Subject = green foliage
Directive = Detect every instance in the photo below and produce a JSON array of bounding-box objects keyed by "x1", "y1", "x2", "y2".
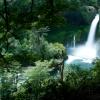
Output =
[
  {"x1": 0, "y1": 0, "x2": 100, "y2": 100},
  {"x1": 0, "y1": 62, "x2": 22, "y2": 100},
  {"x1": 45, "y1": 42, "x2": 66, "y2": 59},
  {"x1": 13, "y1": 60, "x2": 51, "y2": 100},
  {"x1": 91, "y1": 59, "x2": 100, "y2": 82}
]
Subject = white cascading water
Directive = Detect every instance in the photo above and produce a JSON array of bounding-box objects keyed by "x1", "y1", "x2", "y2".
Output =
[
  {"x1": 86, "y1": 14, "x2": 99, "y2": 46},
  {"x1": 66, "y1": 14, "x2": 99, "y2": 64}
]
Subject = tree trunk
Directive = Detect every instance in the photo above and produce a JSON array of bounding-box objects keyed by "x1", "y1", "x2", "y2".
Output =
[
  {"x1": 4, "y1": 0, "x2": 9, "y2": 50},
  {"x1": 31, "y1": 0, "x2": 34, "y2": 13},
  {"x1": 4, "y1": 0, "x2": 9, "y2": 32},
  {"x1": 47, "y1": 0, "x2": 54, "y2": 14},
  {"x1": 60, "y1": 59, "x2": 64, "y2": 81},
  {"x1": 3, "y1": 0, "x2": 9, "y2": 71},
  {"x1": 46, "y1": 0, "x2": 54, "y2": 8},
  {"x1": 46, "y1": 0, "x2": 54, "y2": 22}
]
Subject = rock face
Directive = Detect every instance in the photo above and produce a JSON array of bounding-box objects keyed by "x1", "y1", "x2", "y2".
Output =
[
  {"x1": 80, "y1": 6, "x2": 97, "y2": 23},
  {"x1": 64, "y1": 6, "x2": 97, "y2": 25},
  {"x1": 64, "y1": 10, "x2": 86, "y2": 25},
  {"x1": 97, "y1": 9, "x2": 100, "y2": 38}
]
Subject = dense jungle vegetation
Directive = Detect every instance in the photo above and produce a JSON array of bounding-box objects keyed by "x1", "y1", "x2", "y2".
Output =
[{"x1": 0, "y1": 0, "x2": 100, "y2": 100}]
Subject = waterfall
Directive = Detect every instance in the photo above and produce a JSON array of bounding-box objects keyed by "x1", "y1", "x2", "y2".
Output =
[
  {"x1": 72, "y1": 14, "x2": 99, "y2": 59},
  {"x1": 66, "y1": 14, "x2": 100, "y2": 65},
  {"x1": 73, "y1": 35, "x2": 76, "y2": 49},
  {"x1": 86, "y1": 14, "x2": 99, "y2": 46}
]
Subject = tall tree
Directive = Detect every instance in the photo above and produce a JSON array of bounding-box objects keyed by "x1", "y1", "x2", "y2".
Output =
[{"x1": 4, "y1": 0, "x2": 9, "y2": 51}]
